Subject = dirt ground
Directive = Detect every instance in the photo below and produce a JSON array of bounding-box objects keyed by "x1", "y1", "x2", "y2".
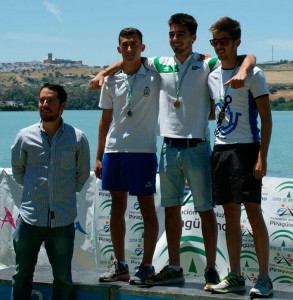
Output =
[
  {"x1": 269, "y1": 88, "x2": 293, "y2": 101},
  {"x1": 264, "y1": 71, "x2": 293, "y2": 84}
]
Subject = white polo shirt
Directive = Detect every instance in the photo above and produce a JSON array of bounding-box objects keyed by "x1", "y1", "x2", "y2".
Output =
[
  {"x1": 99, "y1": 64, "x2": 160, "y2": 153},
  {"x1": 145, "y1": 53, "x2": 219, "y2": 140},
  {"x1": 208, "y1": 66, "x2": 269, "y2": 145}
]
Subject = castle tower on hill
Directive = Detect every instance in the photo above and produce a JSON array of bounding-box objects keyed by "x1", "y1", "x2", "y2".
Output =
[{"x1": 43, "y1": 53, "x2": 82, "y2": 66}]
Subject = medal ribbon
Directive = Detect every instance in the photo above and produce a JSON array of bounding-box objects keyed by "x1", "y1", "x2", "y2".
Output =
[
  {"x1": 122, "y1": 70, "x2": 139, "y2": 108},
  {"x1": 218, "y1": 62, "x2": 239, "y2": 106},
  {"x1": 173, "y1": 53, "x2": 194, "y2": 100}
]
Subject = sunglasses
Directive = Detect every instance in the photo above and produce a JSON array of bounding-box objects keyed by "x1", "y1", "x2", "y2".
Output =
[{"x1": 209, "y1": 37, "x2": 234, "y2": 47}]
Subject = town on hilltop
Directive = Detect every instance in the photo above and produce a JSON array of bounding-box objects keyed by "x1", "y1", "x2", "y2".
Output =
[{"x1": 0, "y1": 53, "x2": 87, "y2": 73}]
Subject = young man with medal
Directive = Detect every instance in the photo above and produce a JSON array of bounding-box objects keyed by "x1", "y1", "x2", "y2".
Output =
[
  {"x1": 207, "y1": 17, "x2": 273, "y2": 297},
  {"x1": 90, "y1": 14, "x2": 256, "y2": 290},
  {"x1": 95, "y1": 28, "x2": 160, "y2": 285}
]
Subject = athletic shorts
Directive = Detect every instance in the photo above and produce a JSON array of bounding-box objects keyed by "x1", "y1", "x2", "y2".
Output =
[
  {"x1": 102, "y1": 153, "x2": 157, "y2": 196},
  {"x1": 159, "y1": 142, "x2": 213, "y2": 211},
  {"x1": 211, "y1": 143, "x2": 261, "y2": 205}
]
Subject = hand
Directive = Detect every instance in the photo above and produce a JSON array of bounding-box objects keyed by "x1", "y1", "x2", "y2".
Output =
[
  {"x1": 94, "y1": 159, "x2": 103, "y2": 179},
  {"x1": 90, "y1": 73, "x2": 105, "y2": 90},
  {"x1": 198, "y1": 53, "x2": 212, "y2": 61},
  {"x1": 253, "y1": 157, "x2": 267, "y2": 180},
  {"x1": 224, "y1": 69, "x2": 247, "y2": 89}
]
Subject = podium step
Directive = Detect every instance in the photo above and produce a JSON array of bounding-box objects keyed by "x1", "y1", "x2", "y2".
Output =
[{"x1": 1, "y1": 266, "x2": 292, "y2": 299}]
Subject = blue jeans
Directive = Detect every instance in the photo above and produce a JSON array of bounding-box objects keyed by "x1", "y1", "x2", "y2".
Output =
[
  {"x1": 11, "y1": 216, "x2": 75, "y2": 300},
  {"x1": 159, "y1": 142, "x2": 213, "y2": 211}
]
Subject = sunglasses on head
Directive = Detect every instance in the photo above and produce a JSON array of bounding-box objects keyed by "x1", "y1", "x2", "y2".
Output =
[{"x1": 209, "y1": 37, "x2": 234, "y2": 47}]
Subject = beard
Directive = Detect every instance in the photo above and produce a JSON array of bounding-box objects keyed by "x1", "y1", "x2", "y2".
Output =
[{"x1": 39, "y1": 109, "x2": 60, "y2": 122}]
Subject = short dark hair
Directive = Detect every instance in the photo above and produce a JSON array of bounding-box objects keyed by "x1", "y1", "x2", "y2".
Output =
[
  {"x1": 209, "y1": 17, "x2": 241, "y2": 40},
  {"x1": 168, "y1": 13, "x2": 198, "y2": 35},
  {"x1": 39, "y1": 83, "x2": 67, "y2": 103},
  {"x1": 118, "y1": 27, "x2": 143, "y2": 44}
]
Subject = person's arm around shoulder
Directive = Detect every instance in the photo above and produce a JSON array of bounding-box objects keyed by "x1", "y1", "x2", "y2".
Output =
[
  {"x1": 90, "y1": 60, "x2": 123, "y2": 90},
  {"x1": 94, "y1": 109, "x2": 113, "y2": 179},
  {"x1": 254, "y1": 95, "x2": 272, "y2": 179},
  {"x1": 224, "y1": 54, "x2": 256, "y2": 89},
  {"x1": 76, "y1": 132, "x2": 91, "y2": 192},
  {"x1": 11, "y1": 132, "x2": 26, "y2": 185}
]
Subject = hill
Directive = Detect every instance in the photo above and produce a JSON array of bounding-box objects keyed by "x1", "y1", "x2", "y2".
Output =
[
  {"x1": 0, "y1": 63, "x2": 292, "y2": 110},
  {"x1": 0, "y1": 66, "x2": 102, "y2": 88}
]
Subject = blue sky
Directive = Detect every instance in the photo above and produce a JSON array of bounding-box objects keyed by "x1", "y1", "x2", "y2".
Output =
[{"x1": 1, "y1": 0, "x2": 292, "y2": 66}]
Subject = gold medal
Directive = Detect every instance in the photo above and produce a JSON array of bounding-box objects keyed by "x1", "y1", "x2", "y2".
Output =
[{"x1": 174, "y1": 99, "x2": 180, "y2": 109}]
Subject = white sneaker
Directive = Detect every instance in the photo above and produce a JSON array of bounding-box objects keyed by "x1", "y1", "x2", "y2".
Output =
[{"x1": 249, "y1": 274, "x2": 273, "y2": 298}]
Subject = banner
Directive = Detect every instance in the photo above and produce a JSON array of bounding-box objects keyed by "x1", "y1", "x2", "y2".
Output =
[{"x1": 0, "y1": 168, "x2": 293, "y2": 285}]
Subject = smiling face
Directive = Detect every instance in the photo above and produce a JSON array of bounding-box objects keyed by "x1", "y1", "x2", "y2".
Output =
[
  {"x1": 169, "y1": 23, "x2": 196, "y2": 56},
  {"x1": 212, "y1": 30, "x2": 240, "y2": 63},
  {"x1": 117, "y1": 34, "x2": 145, "y2": 63},
  {"x1": 39, "y1": 88, "x2": 66, "y2": 122}
]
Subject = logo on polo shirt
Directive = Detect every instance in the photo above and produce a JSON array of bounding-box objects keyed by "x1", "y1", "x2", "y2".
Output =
[
  {"x1": 143, "y1": 87, "x2": 150, "y2": 97},
  {"x1": 192, "y1": 66, "x2": 201, "y2": 71}
]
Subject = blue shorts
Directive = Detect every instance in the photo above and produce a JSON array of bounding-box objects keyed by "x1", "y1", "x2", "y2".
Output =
[
  {"x1": 102, "y1": 153, "x2": 157, "y2": 196},
  {"x1": 159, "y1": 142, "x2": 213, "y2": 211}
]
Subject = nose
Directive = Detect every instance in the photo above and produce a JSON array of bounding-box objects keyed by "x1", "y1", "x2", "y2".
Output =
[
  {"x1": 215, "y1": 42, "x2": 222, "y2": 49},
  {"x1": 41, "y1": 99, "x2": 50, "y2": 107},
  {"x1": 172, "y1": 34, "x2": 179, "y2": 41}
]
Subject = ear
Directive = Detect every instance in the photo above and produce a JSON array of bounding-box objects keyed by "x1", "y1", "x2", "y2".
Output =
[
  {"x1": 60, "y1": 101, "x2": 66, "y2": 113},
  {"x1": 117, "y1": 46, "x2": 122, "y2": 54},
  {"x1": 191, "y1": 34, "x2": 197, "y2": 44},
  {"x1": 235, "y1": 38, "x2": 241, "y2": 47},
  {"x1": 141, "y1": 44, "x2": 145, "y2": 52}
]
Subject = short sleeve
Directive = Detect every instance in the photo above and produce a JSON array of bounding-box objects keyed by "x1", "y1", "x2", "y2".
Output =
[
  {"x1": 99, "y1": 81, "x2": 113, "y2": 109},
  {"x1": 250, "y1": 69, "x2": 269, "y2": 99}
]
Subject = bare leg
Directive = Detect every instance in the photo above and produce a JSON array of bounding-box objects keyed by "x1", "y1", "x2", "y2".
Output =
[
  {"x1": 138, "y1": 194, "x2": 159, "y2": 264},
  {"x1": 198, "y1": 209, "x2": 217, "y2": 269},
  {"x1": 244, "y1": 202, "x2": 269, "y2": 277},
  {"x1": 165, "y1": 205, "x2": 182, "y2": 266},
  {"x1": 223, "y1": 202, "x2": 242, "y2": 276},
  {"x1": 109, "y1": 191, "x2": 128, "y2": 261}
]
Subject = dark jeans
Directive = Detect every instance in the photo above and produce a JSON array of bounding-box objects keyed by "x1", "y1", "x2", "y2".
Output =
[{"x1": 11, "y1": 216, "x2": 75, "y2": 300}]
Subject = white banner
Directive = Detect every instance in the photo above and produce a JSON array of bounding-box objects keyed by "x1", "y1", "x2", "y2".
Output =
[{"x1": 1, "y1": 168, "x2": 293, "y2": 286}]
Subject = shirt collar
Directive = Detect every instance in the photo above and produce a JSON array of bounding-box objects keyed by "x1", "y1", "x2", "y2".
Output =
[
  {"x1": 38, "y1": 118, "x2": 65, "y2": 133},
  {"x1": 118, "y1": 63, "x2": 148, "y2": 77},
  {"x1": 174, "y1": 52, "x2": 199, "y2": 65}
]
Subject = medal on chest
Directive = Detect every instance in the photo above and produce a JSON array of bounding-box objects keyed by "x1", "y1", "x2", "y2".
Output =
[
  {"x1": 122, "y1": 70, "x2": 138, "y2": 117},
  {"x1": 173, "y1": 99, "x2": 181, "y2": 109},
  {"x1": 173, "y1": 53, "x2": 194, "y2": 110}
]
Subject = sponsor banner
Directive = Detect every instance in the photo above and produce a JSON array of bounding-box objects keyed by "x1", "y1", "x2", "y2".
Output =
[
  {"x1": 0, "y1": 169, "x2": 292, "y2": 284},
  {"x1": 0, "y1": 168, "x2": 96, "y2": 270}
]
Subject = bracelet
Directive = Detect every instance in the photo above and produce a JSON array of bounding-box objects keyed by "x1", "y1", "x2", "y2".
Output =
[{"x1": 103, "y1": 68, "x2": 110, "y2": 76}]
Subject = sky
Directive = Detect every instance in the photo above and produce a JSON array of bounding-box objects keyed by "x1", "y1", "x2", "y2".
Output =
[{"x1": 1, "y1": 0, "x2": 293, "y2": 66}]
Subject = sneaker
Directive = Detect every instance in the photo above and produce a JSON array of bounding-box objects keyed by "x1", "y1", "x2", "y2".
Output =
[
  {"x1": 99, "y1": 259, "x2": 130, "y2": 282},
  {"x1": 210, "y1": 272, "x2": 246, "y2": 293},
  {"x1": 249, "y1": 274, "x2": 273, "y2": 298},
  {"x1": 204, "y1": 268, "x2": 220, "y2": 291},
  {"x1": 144, "y1": 265, "x2": 185, "y2": 286},
  {"x1": 129, "y1": 263, "x2": 155, "y2": 285}
]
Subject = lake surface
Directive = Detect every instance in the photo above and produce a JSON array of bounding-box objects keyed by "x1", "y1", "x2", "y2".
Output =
[{"x1": 1, "y1": 110, "x2": 292, "y2": 178}]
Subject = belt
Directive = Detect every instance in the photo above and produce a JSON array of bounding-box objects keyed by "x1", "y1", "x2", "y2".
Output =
[{"x1": 164, "y1": 137, "x2": 205, "y2": 148}]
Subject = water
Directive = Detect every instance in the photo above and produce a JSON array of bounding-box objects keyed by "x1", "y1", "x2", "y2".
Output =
[{"x1": 1, "y1": 110, "x2": 292, "y2": 178}]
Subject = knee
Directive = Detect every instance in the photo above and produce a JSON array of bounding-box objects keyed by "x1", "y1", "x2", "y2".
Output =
[
  {"x1": 223, "y1": 208, "x2": 241, "y2": 223},
  {"x1": 198, "y1": 209, "x2": 215, "y2": 219},
  {"x1": 111, "y1": 201, "x2": 127, "y2": 217},
  {"x1": 165, "y1": 205, "x2": 181, "y2": 219}
]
